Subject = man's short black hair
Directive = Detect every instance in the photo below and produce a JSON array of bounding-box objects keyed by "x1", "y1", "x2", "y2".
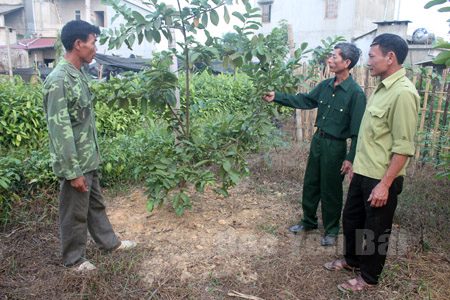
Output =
[
  {"x1": 61, "y1": 20, "x2": 100, "y2": 51},
  {"x1": 370, "y1": 33, "x2": 408, "y2": 64},
  {"x1": 334, "y1": 43, "x2": 361, "y2": 70}
]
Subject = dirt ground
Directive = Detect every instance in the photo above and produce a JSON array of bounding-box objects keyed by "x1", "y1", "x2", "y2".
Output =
[{"x1": 1, "y1": 143, "x2": 449, "y2": 299}]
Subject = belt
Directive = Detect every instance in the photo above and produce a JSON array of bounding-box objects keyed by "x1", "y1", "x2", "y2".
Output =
[{"x1": 316, "y1": 128, "x2": 346, "y2": 141}]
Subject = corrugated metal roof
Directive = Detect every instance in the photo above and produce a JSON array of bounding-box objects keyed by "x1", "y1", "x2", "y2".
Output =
[
  {"x1": 18, "y1": 38, "x2": 57, "y2": 49},
  {"x1": 0, "y1": 37, "x2": 56, "y2": 49}
]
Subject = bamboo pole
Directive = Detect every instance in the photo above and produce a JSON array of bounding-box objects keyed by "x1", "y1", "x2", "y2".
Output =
[
  {"x1": 430, "y1": 70, "x2": 448, "y2": 157},
  {"x1": 415, "y1": 68, "x2": 434, "y2": 160}
]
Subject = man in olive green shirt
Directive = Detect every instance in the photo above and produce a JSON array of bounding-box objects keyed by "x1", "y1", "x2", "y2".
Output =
[
  {"x1": 325, "y1": 34, "x2": 420, "y2": 292},
  {"x1": 262, "y1": 43, "x2": 366, "y2": 246},
  {"x1": 43, "y1": 20, "x2": 136, "y2": 272}
]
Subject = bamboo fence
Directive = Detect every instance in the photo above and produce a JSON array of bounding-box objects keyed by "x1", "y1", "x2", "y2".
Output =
[{"x1": 293, "y1": 65, "x2": 450, "y2": 161}]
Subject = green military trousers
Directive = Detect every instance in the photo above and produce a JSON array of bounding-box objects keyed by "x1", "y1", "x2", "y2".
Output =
[
  {"x1": 59, "y1": 170, "x2": 120, "y2": 266},
  {"x1": 300, "y1": 133, "x2": 347, "y2": 236}
]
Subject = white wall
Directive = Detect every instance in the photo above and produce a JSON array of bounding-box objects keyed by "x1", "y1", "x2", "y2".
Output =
[
  {"x1": 254, "y1": 0, "x2": 396, "y2": 61},
  {"x1": 34, "y1": 0, "x2": 61, "y2": 37},
  {"x1": 0, "y1": 27, "x2": 17, "y2": 45},
  {"x1": 96, "y1": 1, "x2": 157, "y2": 58},
  {"x1": 57, "y1": 0, "x2": 157, "y2": 58},
  {"x1": 254, "y1": 0, "x2": 357, "y2": 50},
  {"x1": 354, "y1": 0, "x2": 396, "y2": 36}
]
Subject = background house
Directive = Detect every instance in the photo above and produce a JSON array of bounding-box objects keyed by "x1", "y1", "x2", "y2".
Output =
[
  {"x1": 0, "y1": 0, "x2": 157, "y2": 71},
  {"x1": 253, "y1": 0, "x2": 441, "y2": 66}
]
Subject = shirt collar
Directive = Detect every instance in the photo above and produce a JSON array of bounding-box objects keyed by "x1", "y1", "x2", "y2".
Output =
[
  {"x1": 379, "y1": 68, "x2": 406, "y2": 90},
  {"x1": 60, "y1": 58, "x2": 83, "y2": 79},
  {"x1": 328, "y1": 74, "x2": 354, "y2": 91}
]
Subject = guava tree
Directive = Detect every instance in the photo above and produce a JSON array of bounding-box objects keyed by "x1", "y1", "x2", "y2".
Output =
[{"x1": 99, "y1": 0, "x2": 344, "y2": 215}]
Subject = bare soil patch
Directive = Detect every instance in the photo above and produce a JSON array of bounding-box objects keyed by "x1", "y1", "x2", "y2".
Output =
[{"x1": 1, "y1": 142, "x2": 449, "y2": 299}]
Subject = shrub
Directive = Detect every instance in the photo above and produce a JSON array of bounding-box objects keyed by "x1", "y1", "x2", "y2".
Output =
[
  {"x1": 180, "y1": 71, "x2": 256, "y2": 116},
  {"x1": 0, "y1": 76, "x2": 47, "y2": 150}
]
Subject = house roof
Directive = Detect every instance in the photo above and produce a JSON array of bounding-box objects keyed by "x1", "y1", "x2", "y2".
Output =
[
  {"x1": 0, "y1": 37, "x2": 56, "y2": 50},
  {"x1": 0, "y1": 5, "x2": 23, "y2": 15},
  {"x1": 373, "y1": 20, "x2": 411, "y2": 25},
  {"x1": 414, "y1": 59, "x2": 446, "y2": 67},
  {"x1": 17, "y1": 38, "x2": 57, "y2": 49}
]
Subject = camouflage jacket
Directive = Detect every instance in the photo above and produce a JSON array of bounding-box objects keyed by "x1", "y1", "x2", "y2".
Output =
[{"x1": 43, "y1": 58, "x2": 100, "y2": 180}]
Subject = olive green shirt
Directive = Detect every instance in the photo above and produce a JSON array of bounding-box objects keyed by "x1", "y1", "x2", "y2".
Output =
[
  {"x1": 274, "y1": 75, "x2": 366, "y2": 162},
  {"x1": 353, "y1": 68, "x2": 420, "y2": 179},
  {"x1": 43, "y1": 58, "x2": 100, "y2": 180}
]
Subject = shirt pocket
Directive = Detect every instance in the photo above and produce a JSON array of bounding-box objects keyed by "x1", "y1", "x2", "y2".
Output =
[
  {"x1": 332, "y1": 105, "x2": 348, "y2": 124},
  {"x1": 367, "y1": 106, "x2": 387, "y2": 132},
  {"x1": 317, "y1": 99, "x2": 329, "y2": 119},
  {"x1": 77, "y1": 102, "x2": 90, "y2": 121},
  {"x1": 76, "y1": 84, "x2": 91, "y2": 121}
]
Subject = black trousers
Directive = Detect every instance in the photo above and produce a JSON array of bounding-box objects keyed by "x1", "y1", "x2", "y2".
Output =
[{"x1": 343, "y1": 173, "x2": 404, "y2": 284}]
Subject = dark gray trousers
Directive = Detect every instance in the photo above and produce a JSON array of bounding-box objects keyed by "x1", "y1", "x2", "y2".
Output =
[{"x1": 59, "y1": 170, "x2": 120, "y2": 266}]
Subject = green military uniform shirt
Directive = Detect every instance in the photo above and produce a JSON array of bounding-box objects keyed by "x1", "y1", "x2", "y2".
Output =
[
  {"x1": 353, "y1": 68, "x2": 420, "y2": 179},
  {"x1": 274, "y1": 75, "x2": 366, "y2": 162},
  {"x1": 43, "y1": 58, "x2": 100, "y2": 180}
]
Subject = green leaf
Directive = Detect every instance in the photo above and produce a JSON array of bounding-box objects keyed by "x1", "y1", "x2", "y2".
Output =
[
  {"x1": 438, "y1": 6, "x2": 450, "y2": 11},
  {"x1": 228, "y1": 169, "x2": 240, "y2": 184},
  {"x1": 153, "y1": 29, "x2": 161, "y2": 43},
  {"x1": 245, "y1": 24, "x2": 260, "y2": 31},
  {"x1": 433, "y1": 50, "x2": 450, "y2": 65},
  {"x1": 230, "y1": 52, "x2": 241, "y2": 60},
  {"x1": 232, "y1": 11, "x2": 246, "y2": 23},
  {"x1": 132, "y1": 11, "x2": 146, "y2": 24},
  {"x1": 222, "y1": 160, "x2": 231, "y2": 172},
  {"x1": 202, "y1": 12, "x2": 208, "y2": 27},
  {"x1": 165, "y1": 15, "x2": 173, "y2": 26},
  {"x1": 180, "y1": 193, "x2": 190, "y2": 204},
  {"x1": 424, "y1": 0, "x2": 446, "y2": 9},
  {"x1": 127, "y1": 34, "x2": 136, "y2": 47},
  {"x1": 160, "y1": 157, "x2": 171, "y2": 164},
  {"x1": 433, "y1": 42, "x2": 450, "y2": 49},
  {"x1": 210, "y1": 9, "x2": 219, "y2": 26},
  {"x1": 0, "y1": 179, "x2": 9, "y2": 189},
  {"x1": 193, "y1": 160, "x2": 210, "y2": 168},
  {"x1": 144, "y1": 29, "x2": 153, "y2": 43},
  {"x1": 147, "y1": 201, "x2": 155, "y2": 212},
  {"x1": 154, "y1": 17, "x2": 162, "y2": 29},
  {"x1": 165, "y1": 91, "x2": 177, "y2": 106},
  {"x1": 301, "y1": 42, "x2": 308, "y2": 51},
  {"x1": 224, "y1": 6, "x2": 230, "y2": 24},
  {"x1": 175, "y1": 205, "x2": 184, "y2": 216}
]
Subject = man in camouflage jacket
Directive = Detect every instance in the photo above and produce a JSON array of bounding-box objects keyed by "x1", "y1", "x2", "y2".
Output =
[{"x1": 43, "y1": 20, "x2": 135, "y2": 272}]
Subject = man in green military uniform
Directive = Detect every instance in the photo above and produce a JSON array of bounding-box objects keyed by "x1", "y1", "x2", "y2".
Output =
[
  {"x1": 262, "y1": 43, "x2": 366, "y2": 246},
  {"x1": 43, "y1": 20, "x2": 136, "y2": 272}
]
